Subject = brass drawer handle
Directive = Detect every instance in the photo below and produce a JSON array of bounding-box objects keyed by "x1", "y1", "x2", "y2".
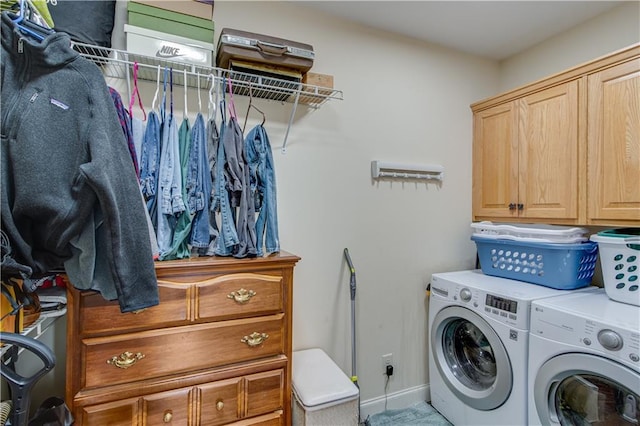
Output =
[
  {"x1": 163, "y1": 411, "x2": 173, "y2": 423},
  {"x1": 107, "y1": 351, "x2": 145, "y2": 369},
  {"x1": 241, "y1": 332, "x2": 269, "y2": 347},
  {"x1": 216, "y1": 400, "x2": 224, "y2": 411},
  {"x1": 227, "y1": 288, "x2": 256, "y2": 304}
]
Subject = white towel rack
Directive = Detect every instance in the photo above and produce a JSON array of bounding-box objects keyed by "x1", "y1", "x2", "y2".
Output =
[
  {"x1": 371, "y1": 161, "x2": 444, "y2": 181},
  {"x1": 73, "y1": 42, "x2": 343, "y2": 152}
]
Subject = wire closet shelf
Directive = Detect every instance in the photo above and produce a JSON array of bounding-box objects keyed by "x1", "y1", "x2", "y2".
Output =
[{"x1": 73, "y1": 42, "x2": 344, "y2": 108}]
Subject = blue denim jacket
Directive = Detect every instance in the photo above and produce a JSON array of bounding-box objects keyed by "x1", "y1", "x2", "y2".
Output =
[{"x1": 245, "y1": 125, "x2": 280, "y2": 255}]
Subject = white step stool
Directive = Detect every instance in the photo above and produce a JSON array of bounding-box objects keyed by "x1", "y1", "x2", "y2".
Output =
[{"x1": 292, "y1": 348, "x2": 359, "y2": 426}]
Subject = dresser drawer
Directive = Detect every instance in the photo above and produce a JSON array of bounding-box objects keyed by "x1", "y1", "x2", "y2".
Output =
[
  {"x1": 245, "y1": 370, "x2": 284, "y2": 418},
  {"x1": 200, "y1": 377, "x2": 243, "y2": 425},
  {"x1": 197, "y1": 273, "x2": 284, "y2": 321},
  {"x1": 82, "y1": 315, "x2": 285, "y2": 388},
  {"x1": 77, "y1": 283, "x2": 192, "y2": 336}
]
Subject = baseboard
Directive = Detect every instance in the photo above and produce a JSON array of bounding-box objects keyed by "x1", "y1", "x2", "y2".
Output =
[{"x1": 359, "y1": 384, "x2": 431, "y2": 420}]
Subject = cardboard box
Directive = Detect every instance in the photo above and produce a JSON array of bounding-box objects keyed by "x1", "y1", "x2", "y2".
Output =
[
  {"x1": 124, "y1": 24, "x2": 214, "y2": 66},
  {"x1": 302, "y1": 72, "x2": 334, "y2": 89},
  {"x1": 129, "y1": 0, "x2": 213, "y2": 20},
  {"x1": 127, "y1": 1, "x2": 214, "y2": 43}
]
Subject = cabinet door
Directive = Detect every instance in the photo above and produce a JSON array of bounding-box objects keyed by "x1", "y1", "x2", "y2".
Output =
[
  {"x1": 518, "y1": 81, "x2": 580, "y2": 220},
  {"x1": 588, "y1": 58, "x2": 640, "y2": 223},
  {"x1": 245, "y1": 370, "x2": 284, "y2": 418},
  {"x1": 472, "y1": 102, "x2": 519, "y2": 219}
]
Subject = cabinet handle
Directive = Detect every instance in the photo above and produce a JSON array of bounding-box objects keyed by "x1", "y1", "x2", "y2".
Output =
[
  {"x1": 508, "y1": 203, "x2": 516, "y2": 210},
  {"x1": 106, "y1": 351, "x2": 145, "y2": 369},
  {"x1": 241, "y1": 332, "x2": 269, "y2": 347},
  {"x1": 216, "y1": 400, "x2": 224, "y2": 411},
  {"x1": 517, "y1": 203, "x2": 524, "y2": 210},
  {"x1": 227, "y1": 288, "x2": 256, "y2": 304},
  {"x1": 163, "y1": 411, "x2": 173, "y2": 423}
]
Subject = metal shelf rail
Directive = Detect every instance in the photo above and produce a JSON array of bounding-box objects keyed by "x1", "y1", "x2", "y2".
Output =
[{"x1": 73, "y1": 42, "x2": 343, "y2": 152}]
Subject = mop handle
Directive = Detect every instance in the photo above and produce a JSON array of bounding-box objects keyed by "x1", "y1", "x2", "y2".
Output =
[{"x1": 343, "y1": 248, "x2": 356, "y2": 301}]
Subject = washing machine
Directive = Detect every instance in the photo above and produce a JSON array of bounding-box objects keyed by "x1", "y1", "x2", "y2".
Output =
[
  {"x1": 528, "y1": 288, "x2": 640, "y2": 425},
  {"x1": 428, "y1": 269, "x2": 595, "y2": 425}
]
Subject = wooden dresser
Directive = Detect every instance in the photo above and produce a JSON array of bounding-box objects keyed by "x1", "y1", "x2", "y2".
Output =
[{"x1": 65, "y1": 252, "x2": 300, "y2": 425}]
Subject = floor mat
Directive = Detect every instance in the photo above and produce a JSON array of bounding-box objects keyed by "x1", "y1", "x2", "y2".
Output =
[{"x1": 367, "y1": 401, "x2": 452, "y2": 426}]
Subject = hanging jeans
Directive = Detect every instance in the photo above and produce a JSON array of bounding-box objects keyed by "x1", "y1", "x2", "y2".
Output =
[
  {"x1": 157, "y1": 112, "x2": 184, "y2": 258},
  {"x1": 201, "y1": 118, "x2": 220, "y2": 256},
  {"x1": 245, "y1": 125, "x2": 279, "y2": 256},
  {"x1": 220, "y1": 115, "x2": 256, "y2": 258},
  {"x1": 213, "y1": 113, "x2": 239, "y2": 256},
  {"x1": 187, "y1": 113, "x2": 211, "y2": 249},
  {"x1": 162, "y1": 118, "x2": 192, "y2": 260},
  {"x1": 139, "y1": 110, "x2": 161, "y2": 227}
]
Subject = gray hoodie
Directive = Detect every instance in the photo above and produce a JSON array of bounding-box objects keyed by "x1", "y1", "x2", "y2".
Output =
[{"x1": 1, "y1": 12, "x2": 158, "y2": 312}]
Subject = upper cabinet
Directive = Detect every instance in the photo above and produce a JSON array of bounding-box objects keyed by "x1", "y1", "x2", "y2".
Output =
[
  {"x1": 473, "y1": 81, "x2": 580, "y2": 222},
  {"x1": 472, "y1": 44, "x2": 640, "y2": 226},
  {"x1": 587, "y1": 58, "x2": 640, "y2": 224}
]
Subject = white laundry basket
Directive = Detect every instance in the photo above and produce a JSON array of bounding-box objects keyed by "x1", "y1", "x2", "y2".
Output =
[{"x1": 292, "y1": 348, "x2": 359, "y2": 426}]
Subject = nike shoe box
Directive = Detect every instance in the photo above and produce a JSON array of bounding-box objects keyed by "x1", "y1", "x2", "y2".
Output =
[{"x1": 124, "y1": 24, "x2": 214, "y2": 67}]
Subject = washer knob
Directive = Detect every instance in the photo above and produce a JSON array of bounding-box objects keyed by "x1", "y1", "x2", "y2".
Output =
[
  {"x1": 598, "y1": 329, "x2": 623, "y2": 351},
  {"x1": 460, "y1": 288, "x2": 472, "y2": 302}
]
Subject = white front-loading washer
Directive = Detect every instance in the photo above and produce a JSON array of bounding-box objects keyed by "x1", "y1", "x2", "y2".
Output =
[
  {"x1": 528, "y1": 288, "x2": 640, "y2": 425},
  {"x1": 428, "y1": 270, "x2": 595, "y2": 425}
]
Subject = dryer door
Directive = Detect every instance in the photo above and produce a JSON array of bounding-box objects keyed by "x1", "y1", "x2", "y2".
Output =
[
  {"x1": 431, "y1": 306, "x2": 512, "y2": 410},
  {"x1": 534, "y1": 353, "x2": 640, "y2": 425}
]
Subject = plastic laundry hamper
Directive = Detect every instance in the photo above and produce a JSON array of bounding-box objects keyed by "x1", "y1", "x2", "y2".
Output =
[
  {"x1": 292, "y1": 348, "x2": 359, "y2": 426},
  {"x1": 590, "y1": 228, "x2": 640, "y2": 306}
]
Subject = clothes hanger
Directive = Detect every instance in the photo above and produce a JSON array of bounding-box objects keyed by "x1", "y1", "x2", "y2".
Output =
[
  {"x1": 12, "y1": 0, "x2": 50, "y2": 41},
  {"x1": 206, "y1": 73, "x2": 216, "y2": 122},
  {"x1": 243, "y1": 84, "x2": 266, "y2": 134},
  {"x1": 128, "y1": 62, "x2": 147, "y2": 122},
  {"x1": 151, "y1": 65, "x2": 161, "y2": 112},
  {"x1": 183, "y1": 68, "x2": 188, "y2": 121},
  {"x1": 197, "y1": 72, "x2": 202, "y2": 114}
]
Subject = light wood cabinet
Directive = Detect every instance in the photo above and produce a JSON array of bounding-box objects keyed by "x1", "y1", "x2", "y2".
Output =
[
  {"x1": 587, "y1": 58, "x2": 640, "y2": 224},
  {"x1": 472, "y1": 43, "x2": 640, "y2": 226},
  {"x1": 473, "y1": 81, "x2": 580, "y2": 222},
  {"x1": 66, "y1": 252, "x2": 299, "y2": 426}
]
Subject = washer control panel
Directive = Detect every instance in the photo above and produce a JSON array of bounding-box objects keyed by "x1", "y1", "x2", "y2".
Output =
[{"x1": 531, "y1": 304, "x2": 640, "y2": 368}]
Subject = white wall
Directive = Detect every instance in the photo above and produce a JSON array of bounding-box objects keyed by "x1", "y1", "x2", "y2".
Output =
[
  {"x1": 209, "y1": 1, "x2": 497, "y2": 407},
  {"x1": 498, "y1": 1, "x2": 640, "y2": 92}
]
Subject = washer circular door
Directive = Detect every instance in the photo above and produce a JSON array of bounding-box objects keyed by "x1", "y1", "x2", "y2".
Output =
[
  {"x1": 534, "y1": 353, "x2": 640, "y2": 425},
  {"x1": 431, "y1": 306, "x2": 513, "y2": 410}
]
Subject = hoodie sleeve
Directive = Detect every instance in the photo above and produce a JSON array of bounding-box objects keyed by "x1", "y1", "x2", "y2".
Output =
[{"x1": 78, "y1": 77, "x2": 159, "y2": 313}]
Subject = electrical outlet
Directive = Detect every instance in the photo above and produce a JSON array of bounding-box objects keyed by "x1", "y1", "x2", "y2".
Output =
[{"x1": 382, "y1": 353, "x2": 393, "y2": 370}]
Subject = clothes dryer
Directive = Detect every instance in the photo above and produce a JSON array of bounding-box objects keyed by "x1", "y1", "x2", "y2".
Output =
[
  {"x1": 528, "y1": 288, "x2": 640, "y2": 425},
  {"x1": 428, "y1": 270, "x2": 595, "y2": 425}
]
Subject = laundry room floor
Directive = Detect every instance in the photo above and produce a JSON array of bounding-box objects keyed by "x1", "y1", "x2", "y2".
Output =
[{"x1": 367, "y1": 401, "x2": 452, "y2": 426}]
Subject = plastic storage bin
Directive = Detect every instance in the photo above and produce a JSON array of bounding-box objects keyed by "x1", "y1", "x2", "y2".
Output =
[
  {"x1": 590, "y1": 228, "x2": 640, "y2": 306},
  {"x1": 292, "y1": 348, "x2": 359, "y2": 426},
  {"x1": 471, "y1": 221, "x2": 588, "y2": 243},
  {"x1": 472, "y1": 235, "x2": 598, "y2": 289}
]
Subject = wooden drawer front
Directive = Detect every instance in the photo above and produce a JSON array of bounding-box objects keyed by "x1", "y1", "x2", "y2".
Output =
[
  {"x1": 229, "y1": 411, "x2": 283, "y2": 426},
  {"x1": 83, "y1": 315, "x2": 285, "y2": 388},
  {"x1": 199, "y1": 377, "x2": 243, "y2": 426},
  {"x1": 82, "y1": 397, "x2": 139, "y2": 425},
  {"x1": 143, "y1": 387, "x2": 193, "y2": 425},
  {"x1": 245, "y1": 370, "x2": 284, "y2": 418},
  {"x1": 79, "y1": 284, "x2": 191, "y2": 335},
  {"x1": 197, "y1": 273, "x2": 284, "y2": 321}
]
